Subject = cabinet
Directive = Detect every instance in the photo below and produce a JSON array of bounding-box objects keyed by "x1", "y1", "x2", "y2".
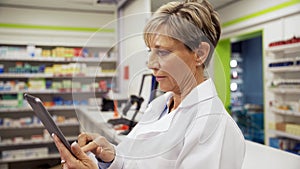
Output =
[
  {"x1": 265, "y1": 42, "x2": 300, "y2": 155},
  {"x1": 0, "y1": 44, "x2": 117, "y2": 168}
]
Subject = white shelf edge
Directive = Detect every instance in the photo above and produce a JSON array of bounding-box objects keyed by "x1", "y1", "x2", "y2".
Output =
[
  {"x1": 0, "y1": 153, "x2": 61, "y2": 163},
  {"x1": 0, "y1": 122, "x2": 79, "y2": 130},
  {"x1": 0, "y1": 56, "x2": 117, "y2": 63},
  {"x1": 0, "y1": 106, "x2": 77, "y2": 113},
  {"x1": 230, "y1": 92, "x2": 244, "y2": 97},
  {"x1": 271, "y1": 107, "x2": 300, "y2": 117},
  {"x1": 268, "y1": 87, "x2": 300, "y2": 94},
  {"x1": 266, "y1": 43, "x2": 300, "y2": 53},
  {"x1": 269, "y1": 130, "x2": 300, "y2": 141},
  {"x1": 230, "y1": 79, "x2": 243, "y2": 84},
  {"x1": 0, "y1": 73, "x2": 116, "y2": 78},
  {"x1": 231, "y1": 68, "x2": 243, "y2": 73},
  {"x1": 0, "y1": 136, "x2": 77, "y2": 147},
  {"x1": 0, "y1": 89, "x2": 107, "y2": 94},
  {"x1": 231, "y1": 106, "x2": 243, "y2": 112},
  {"x1": 268, "y1": 66, "x2": 300, "y2": 72}
]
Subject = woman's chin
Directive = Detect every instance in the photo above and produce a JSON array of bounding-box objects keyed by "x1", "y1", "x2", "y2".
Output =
[{"x1": 158, "y1": 87, "x2": 168, "y2": 93}]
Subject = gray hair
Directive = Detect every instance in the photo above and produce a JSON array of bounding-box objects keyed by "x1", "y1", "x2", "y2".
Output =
[{"x1": 143, "y1": 0, "x2": 221, "y2": 67}]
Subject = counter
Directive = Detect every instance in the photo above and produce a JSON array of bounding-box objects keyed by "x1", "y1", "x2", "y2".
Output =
[{"x1": 76, "y1": 106, "x2": 142, "y2": 145}]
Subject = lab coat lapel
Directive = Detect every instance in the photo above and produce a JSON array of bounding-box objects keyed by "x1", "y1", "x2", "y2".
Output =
[
  {"x1": 129, "y1": 92, "x2": 175, "y2": 138},
  {"x1": 139, "y1": 92, "x2": 172, "y2": 122},
  {"x1": 130, "y1": 79, "x2": 217, "y2": 138}
]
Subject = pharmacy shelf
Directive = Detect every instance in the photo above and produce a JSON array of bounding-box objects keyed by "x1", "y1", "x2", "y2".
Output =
[
  {"x1": 0, "y1": 89, "x2": 107, "y2": 94},
  {"x1": 0, "y1": 73, "x2": 116, "y2": 78},
  {"x1": 0, "y1": 45, "x2": 116, "y2": 167},
  {"x1": 231, "y1": 106, "x2": 243, "y2": 112},
  {"x1": 269, "y1": 87, "x2": 300, "y2": 94},
  {"x1": 269, "y1": 130, "x2": 300, "y2": 141},
  {"x1": 231, "y1": 67, "x2": 243, "y2": 73},
  {"x1": 0, "y1": 136, "x2": 77, "y2": 151},
  {"x1": 0, "y1": 106, "x2": 75, "y2": 113},
  {"x1": 271, "y1": 107, "x2": 300, "y2": 117},
  {"x1": 265, "y1": 41, "x2": 300, "y2": 147},
  {"x1": 231, "y1": 78, "x2": 243, "y2": 84},
  {"x1": 0, "y1": 123, "x2": 79, "y2": 130},
  {"x1": 0, "y1": 56, "x2": 117, "y2": 63},
  {"x1": 268, "y1": 66, "x2": 300, "y2": 73},
  {"x1": 0, "y1": 46, "x2": 117, "y2": 167},
  {"x1": 231, "y1": 92, "x2": 244, "y2": 97},
  {"x1": 0, "y1": 153, "x2": 60, "y2": 163}
]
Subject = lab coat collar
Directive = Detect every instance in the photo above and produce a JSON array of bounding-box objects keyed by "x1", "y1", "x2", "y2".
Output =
[
  {"x1": 132, "y1": 78, "x2": 217, "y2": 136},
  {"x1": 147, "y1": 78, "x2": 217, "y2": 113},
  {"x1": 131, "y1": 92, "x2": 174, "y2": 136},
  {"x1": 178, "y1": 78, "x2": 217, "y2": 109},
  {"x1": 140, "y1": 92, "x2": 173, "y2": 122}
]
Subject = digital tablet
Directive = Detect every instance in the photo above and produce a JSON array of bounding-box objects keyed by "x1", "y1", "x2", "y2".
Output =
[{"x1": 24, "y1": 93, "x2": 74, "y2": 155}]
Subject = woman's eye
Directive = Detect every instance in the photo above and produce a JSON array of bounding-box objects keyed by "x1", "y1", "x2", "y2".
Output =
[{"x1": 156, "y1": 49, "x2": 170, "y2": 57}]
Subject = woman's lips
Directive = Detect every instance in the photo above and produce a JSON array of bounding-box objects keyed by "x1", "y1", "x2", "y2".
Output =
[{"x1": 155, "y1": 76, "x2": 166, "y2": 81}]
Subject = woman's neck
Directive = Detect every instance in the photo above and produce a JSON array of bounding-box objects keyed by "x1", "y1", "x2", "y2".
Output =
[{"x1": 170, "y1": 74, "x2": 206, "y2": 112}]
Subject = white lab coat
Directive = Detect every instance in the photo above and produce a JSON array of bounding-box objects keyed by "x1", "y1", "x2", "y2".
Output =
[{"x1": 109, "y1": 78, "x2": 245, "y2": 169}]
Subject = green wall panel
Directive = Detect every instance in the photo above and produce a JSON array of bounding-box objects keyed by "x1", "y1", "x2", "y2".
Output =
[{"x1": 214, "y1": 39, "x2": 231, "y2": 112}]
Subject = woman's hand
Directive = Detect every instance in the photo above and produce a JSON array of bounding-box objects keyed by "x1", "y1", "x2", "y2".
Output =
[
  {"x1": 52, "y1": 134, "x2": 98, "y2": 169},
  {"x1": 78, "y1": 132, "x2": 115, "y2": 163}
]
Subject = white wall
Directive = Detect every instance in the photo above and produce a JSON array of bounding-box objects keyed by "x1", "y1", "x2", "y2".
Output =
[
  {"x1": 0, "y1": 2, "x2": 116, "y2": 47},
  {"x1": 117, "y1": 0, "x2": 151, "y2": 100},
  {"x1": 219, "y1": 0, "x2": 300, "y2": 38}
]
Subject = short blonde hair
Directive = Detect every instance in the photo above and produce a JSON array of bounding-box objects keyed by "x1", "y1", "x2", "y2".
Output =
[{"x1": 144, "y1": 0, "x2": 221, "y2": 66}]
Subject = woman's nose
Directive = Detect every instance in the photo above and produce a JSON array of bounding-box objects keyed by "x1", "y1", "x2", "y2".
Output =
[{"x1": 147, "y1": 52, "x2": 160, "y2": 70}]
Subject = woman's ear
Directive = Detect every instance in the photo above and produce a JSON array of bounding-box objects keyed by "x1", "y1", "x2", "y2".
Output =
[{"x1": 195, "y1": 42, "x2": 210, "y2": 67}]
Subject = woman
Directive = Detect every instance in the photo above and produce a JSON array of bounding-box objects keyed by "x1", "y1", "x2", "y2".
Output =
[{"x1": 53, "y1": 0, "x2": 245, "y2": 168}]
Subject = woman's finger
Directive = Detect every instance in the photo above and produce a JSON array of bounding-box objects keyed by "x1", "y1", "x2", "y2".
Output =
[
  {"x1": 77, "y1": 132, "x2": 100, "y2": 147},
  {"x1": 70, "y1": 141, "x2": 99, "y2": 168},
  {"x1": 93, "y1": 136, "x2": 109, "y2": 147},
  {"x1": 78, "y1": 132, "x2": 91, "y2": 147},
  {"x1": 70, "y1": 141, "x2": 92, "y2": 161},
  {"x1": 81, "y1": 141, "x2": 99, "y2": 153}
]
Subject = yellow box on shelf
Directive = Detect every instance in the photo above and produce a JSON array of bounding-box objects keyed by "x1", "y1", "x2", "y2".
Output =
[
  {"x1": 268, "y1": 122, "x2": 276, "y2": 130},
  {"x1": 44, "y1": 67, "x2": 54, "y2": 74},
  {"x1": 286, "y1": 123, "x2": 300, "y2": 136},
  {"x1": 28, "y1": 78, "x2": 46, "y2": 90},
  {"x1": 52, "y1": 64, "x2": 62, "y2": 74}
]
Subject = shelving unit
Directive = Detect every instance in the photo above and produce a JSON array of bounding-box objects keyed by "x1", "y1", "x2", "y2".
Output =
[
  {"x1": 269, "y1": 130, "x2": 300, "y2": 141},
  {"x1": 230, "y1": 52, "x2": 244, "y2": 112},
  {"x1": 0, "y1": 73, "x2": 115, "y2": 78},
  {"x1": 0, "y1": 106, "x2": 75, "y2": 113},
  {"x1": 230, "y1": 37, "x2": 265, "y2": 144},
  {"x1": 0, "y1": 89, "x2": 109, "y2": 95},
  {"x1": 0, "y1": 107, "x2": 79, "y2": 162},
  {"x1": 271, "y1": 107, "x2": 300, "y2": 117},
  {"x1": 0, "y1": 44, "x2": 117, "y2": 168},
  {"x1": 265, "y1": 42, "x2": 300, "y2": 155}
]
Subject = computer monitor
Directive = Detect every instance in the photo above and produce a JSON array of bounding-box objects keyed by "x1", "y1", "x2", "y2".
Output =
[{"x1": 138, "y1": 74, "x2": 158, "y2": 112}]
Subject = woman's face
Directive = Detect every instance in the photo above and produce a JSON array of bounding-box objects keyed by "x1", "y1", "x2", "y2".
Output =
[{"x1": 147, "y1": 34, "x2": 198, "y2": 94}]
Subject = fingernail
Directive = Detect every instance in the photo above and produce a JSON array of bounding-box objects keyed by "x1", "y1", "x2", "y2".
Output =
[
  {"x1": 71, "y1": 141, "x2": 78, "y2": 146},
  {"x1": 51, "y1": 133, "x2": 55, "y2": 137}
]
